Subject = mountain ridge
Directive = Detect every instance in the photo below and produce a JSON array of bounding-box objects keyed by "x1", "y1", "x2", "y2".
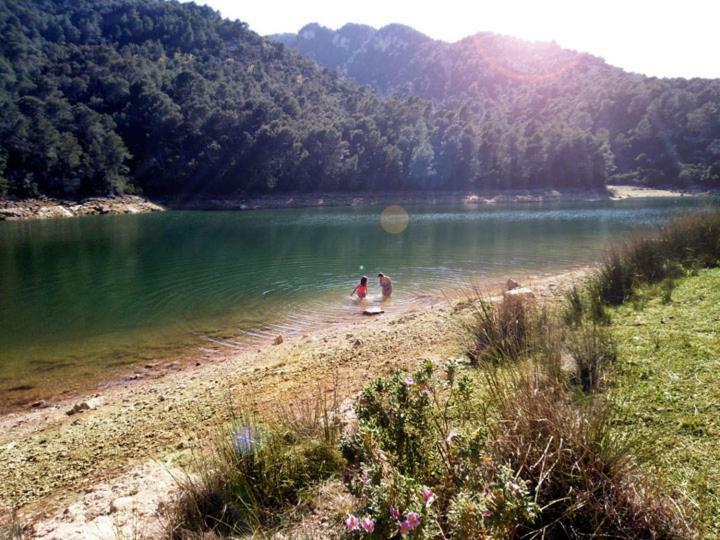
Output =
[{"x1": 273, "y1": 21, "x2": 720, "y2": 186}]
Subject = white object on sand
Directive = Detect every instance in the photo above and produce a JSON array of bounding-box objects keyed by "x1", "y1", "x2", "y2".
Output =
[{"x1": 363, "y1": 307, "x2": 384, "y2": 316}]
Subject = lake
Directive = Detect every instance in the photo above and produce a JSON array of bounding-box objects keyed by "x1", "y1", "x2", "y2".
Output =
[{"x1": 0, "y1": 198, "x2": 709, "y2": 410}]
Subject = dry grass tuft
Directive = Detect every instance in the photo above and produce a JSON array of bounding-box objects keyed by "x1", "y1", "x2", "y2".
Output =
[{"x1": 485, "y1": 364, "x2": 692, "y2": 539}]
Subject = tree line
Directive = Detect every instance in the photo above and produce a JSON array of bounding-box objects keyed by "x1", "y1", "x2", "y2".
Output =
[{"x1": 1, "y1": 0, "x2": 707, "y2": 200}]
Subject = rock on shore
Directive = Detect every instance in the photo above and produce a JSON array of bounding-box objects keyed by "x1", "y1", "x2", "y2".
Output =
[{"x1": 0, "y1": 196, "x2": 164, "y2": 221}]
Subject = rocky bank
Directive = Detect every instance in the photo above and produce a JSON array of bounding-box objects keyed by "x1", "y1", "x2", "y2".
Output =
[{"x1": 0, "y1": 196, "x2": 164, "y2": 221}]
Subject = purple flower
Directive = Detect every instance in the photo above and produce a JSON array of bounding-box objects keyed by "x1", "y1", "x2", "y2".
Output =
[
  {"x1": 422, "y1": 385, "x2": 431, "y2": 397},
  {"x1": 360, "y1": 470, "x2": 369, "y2": 484},
  {"x1": 482, "y1": 510, "x2": 491, "y2": 519},
  {"x1": 446, "y1": 430, "x2": 458, "y2": 444},
  {"x1": 406, "y1": 511, "x2": 421, "y2": 529},
  {"x1": 389, "y1": 506, "x2": 401, "y2": 520},
  {"x1": 232, "y1": 426, "x2": 257, "y2": 454},
  {"x1": 420, "y1": 486, "x2": 435, "y2": 506},
  {"x1": 345, "y1": 514, "x2": 360, "y2": 531},
  {"x1": 404, "y1": 374, "x2": 414, "y2": 386},
  {"x1": 399, "y1": 520, "x2": 411, "y2": 536},
  {"x1": 361, "y1": 517, "x2": 375, "y2": 534},
  {"x1": 506, "y1": 481, "x2": 522, "y2": 496}
]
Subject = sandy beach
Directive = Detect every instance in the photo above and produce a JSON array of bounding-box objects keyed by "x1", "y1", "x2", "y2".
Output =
[{"x1": 0, "y1": 270, "x2": 585, "y2": 538}]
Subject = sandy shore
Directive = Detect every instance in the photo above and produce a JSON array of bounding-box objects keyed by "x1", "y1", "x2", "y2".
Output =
[{"x1": 0, "y1": 270, "x2": 586, "y2": 538}]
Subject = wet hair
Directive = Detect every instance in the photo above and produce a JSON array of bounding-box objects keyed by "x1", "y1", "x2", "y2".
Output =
[
  {"x1": 378, "y1": 273, "x2": 384, "y2": 278},
  {"x1": 360, "y1": 276, "x2": 368, "y2": 285}
]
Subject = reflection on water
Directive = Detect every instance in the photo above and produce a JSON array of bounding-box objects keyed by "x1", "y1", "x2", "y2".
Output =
[{"x1": 0, "y1": 197, "x2": 709, "y2": 407}]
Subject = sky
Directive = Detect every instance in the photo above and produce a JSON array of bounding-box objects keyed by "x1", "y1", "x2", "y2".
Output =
[{"x1": 184, "y1": 0, "x2": 720, "y2": 79}]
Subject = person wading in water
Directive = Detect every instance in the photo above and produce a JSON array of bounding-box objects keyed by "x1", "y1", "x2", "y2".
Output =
[
  {"x1": 378, "y1": 273, "x2": 393, "y2": 299},
  {"x1": 351, "y1": 276, "x2": 369, "y2": 299}
]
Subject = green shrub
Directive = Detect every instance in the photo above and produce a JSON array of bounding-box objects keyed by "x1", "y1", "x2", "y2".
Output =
[{"x1": 342, "y1": 362, "x2": 540, "y2": 538}]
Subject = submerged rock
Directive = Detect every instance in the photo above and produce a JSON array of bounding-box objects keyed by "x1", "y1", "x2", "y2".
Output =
[{"x1": 273, "y1": 335, "x2": 284, "y2": 345}]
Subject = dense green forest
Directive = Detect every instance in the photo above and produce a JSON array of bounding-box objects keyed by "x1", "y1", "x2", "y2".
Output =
[
  {"x1": 279, "y1": 24, "x2": 720, "y2": 188},
  {"x1": 0, "y1": 2, "x2": 716, "y2": 199}
]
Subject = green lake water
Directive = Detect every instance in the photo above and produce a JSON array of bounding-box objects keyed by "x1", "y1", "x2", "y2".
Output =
[{"x1": 0, "y1": 198, "x2": 709, "y2": 409}]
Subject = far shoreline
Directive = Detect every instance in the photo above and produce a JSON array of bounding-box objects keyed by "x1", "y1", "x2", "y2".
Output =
[{"x1": 0, "y1": 185, "x2": 710, "y2": 222}]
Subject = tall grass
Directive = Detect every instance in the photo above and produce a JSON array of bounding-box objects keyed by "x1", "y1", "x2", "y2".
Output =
[
  {"x1": 594, "y1": 209, "x2": 720, "y2": 306},
  {"x1": 485, "y1": 363, "x2": 691, "y2": 538},
  {"x1": 462, "y1": 261, "x2": 690, "y2": 535},
  {"x1": 566, "y1": 323, "x2": 617, "y2": 392},
  {"x1": 466, "y1": 291, "x2": 538, "y2": 365}
]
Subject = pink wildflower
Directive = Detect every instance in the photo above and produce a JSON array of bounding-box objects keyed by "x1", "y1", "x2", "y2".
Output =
[
  {"x1": 506, "y1": 481, "x2": 522, "y2": 496},
  {"x1": 345, "y1": 514, "x2": 360, "y2": 531},
  {"x1": 361, "y1": 517, "x2": 375, "y2": 534},
  {"x1": 446, "y1": 429, "x2": 458, "y2": 444},
  {"x1": 482, "y1": 510, "x2": 492, "y2": 519},
  {"x1": 404, "y1": 374, "x2": 414, "y2": 386},
  {"x1": 399, "y1": 520, "x2": 411, "y2": 536},
  {"x1": 406, "y1": 511, "x2": 421, "y2": 529},
  {"x1": 422, "y1": 385, "x2": 431, "y2": 397},
  {"x1": 420, "y1": 486, "x2": 435, "y2": 506},
  {"x1": 389, "y1": 506, "x2": 401, "y2": 520}
]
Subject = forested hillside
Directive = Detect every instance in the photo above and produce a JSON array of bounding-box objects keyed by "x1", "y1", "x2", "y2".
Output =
[
  {"x1": 0, "y1": 1, "x2": 715, "y2": 200},
  {"x1": 277, "y1": 23, "x2": 720, "y2": 188},
  {"x1": 0, "y1": 0, "x2": 617, "y2": 199}
]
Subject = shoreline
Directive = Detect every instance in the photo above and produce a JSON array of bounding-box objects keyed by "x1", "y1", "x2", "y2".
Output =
[
  {"x1": 0, "y1": 185, "x2": 706, "y2": 222},
  {"x1": 0, "y1": 195, "x2": 164, "y2": 221},
  {"x1": 0, "y1": 269, "x2": 586, "y2": 538}
]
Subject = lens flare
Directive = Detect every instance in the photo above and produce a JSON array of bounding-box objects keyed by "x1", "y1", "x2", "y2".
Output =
[
  {"x1": 471, "y1": 34, "x2": 584, "y2": 83},
  {"x1": 380, "y1": 205, "x2": 409, "y2": 234}
]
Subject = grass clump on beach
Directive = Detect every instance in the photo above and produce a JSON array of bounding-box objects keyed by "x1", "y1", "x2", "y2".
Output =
[{"x1": 166, "y1": 398, "x2": 346, "y2": 538}]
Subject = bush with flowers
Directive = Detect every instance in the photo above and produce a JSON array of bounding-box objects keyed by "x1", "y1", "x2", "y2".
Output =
[{"x1": 340, "y1": 360, "x2": 538, "y2": 538}]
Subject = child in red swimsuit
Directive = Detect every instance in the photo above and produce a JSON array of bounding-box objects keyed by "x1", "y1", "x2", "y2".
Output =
[{"x1": 351, "y1": 276, "x2": 369, "y2": 298}]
